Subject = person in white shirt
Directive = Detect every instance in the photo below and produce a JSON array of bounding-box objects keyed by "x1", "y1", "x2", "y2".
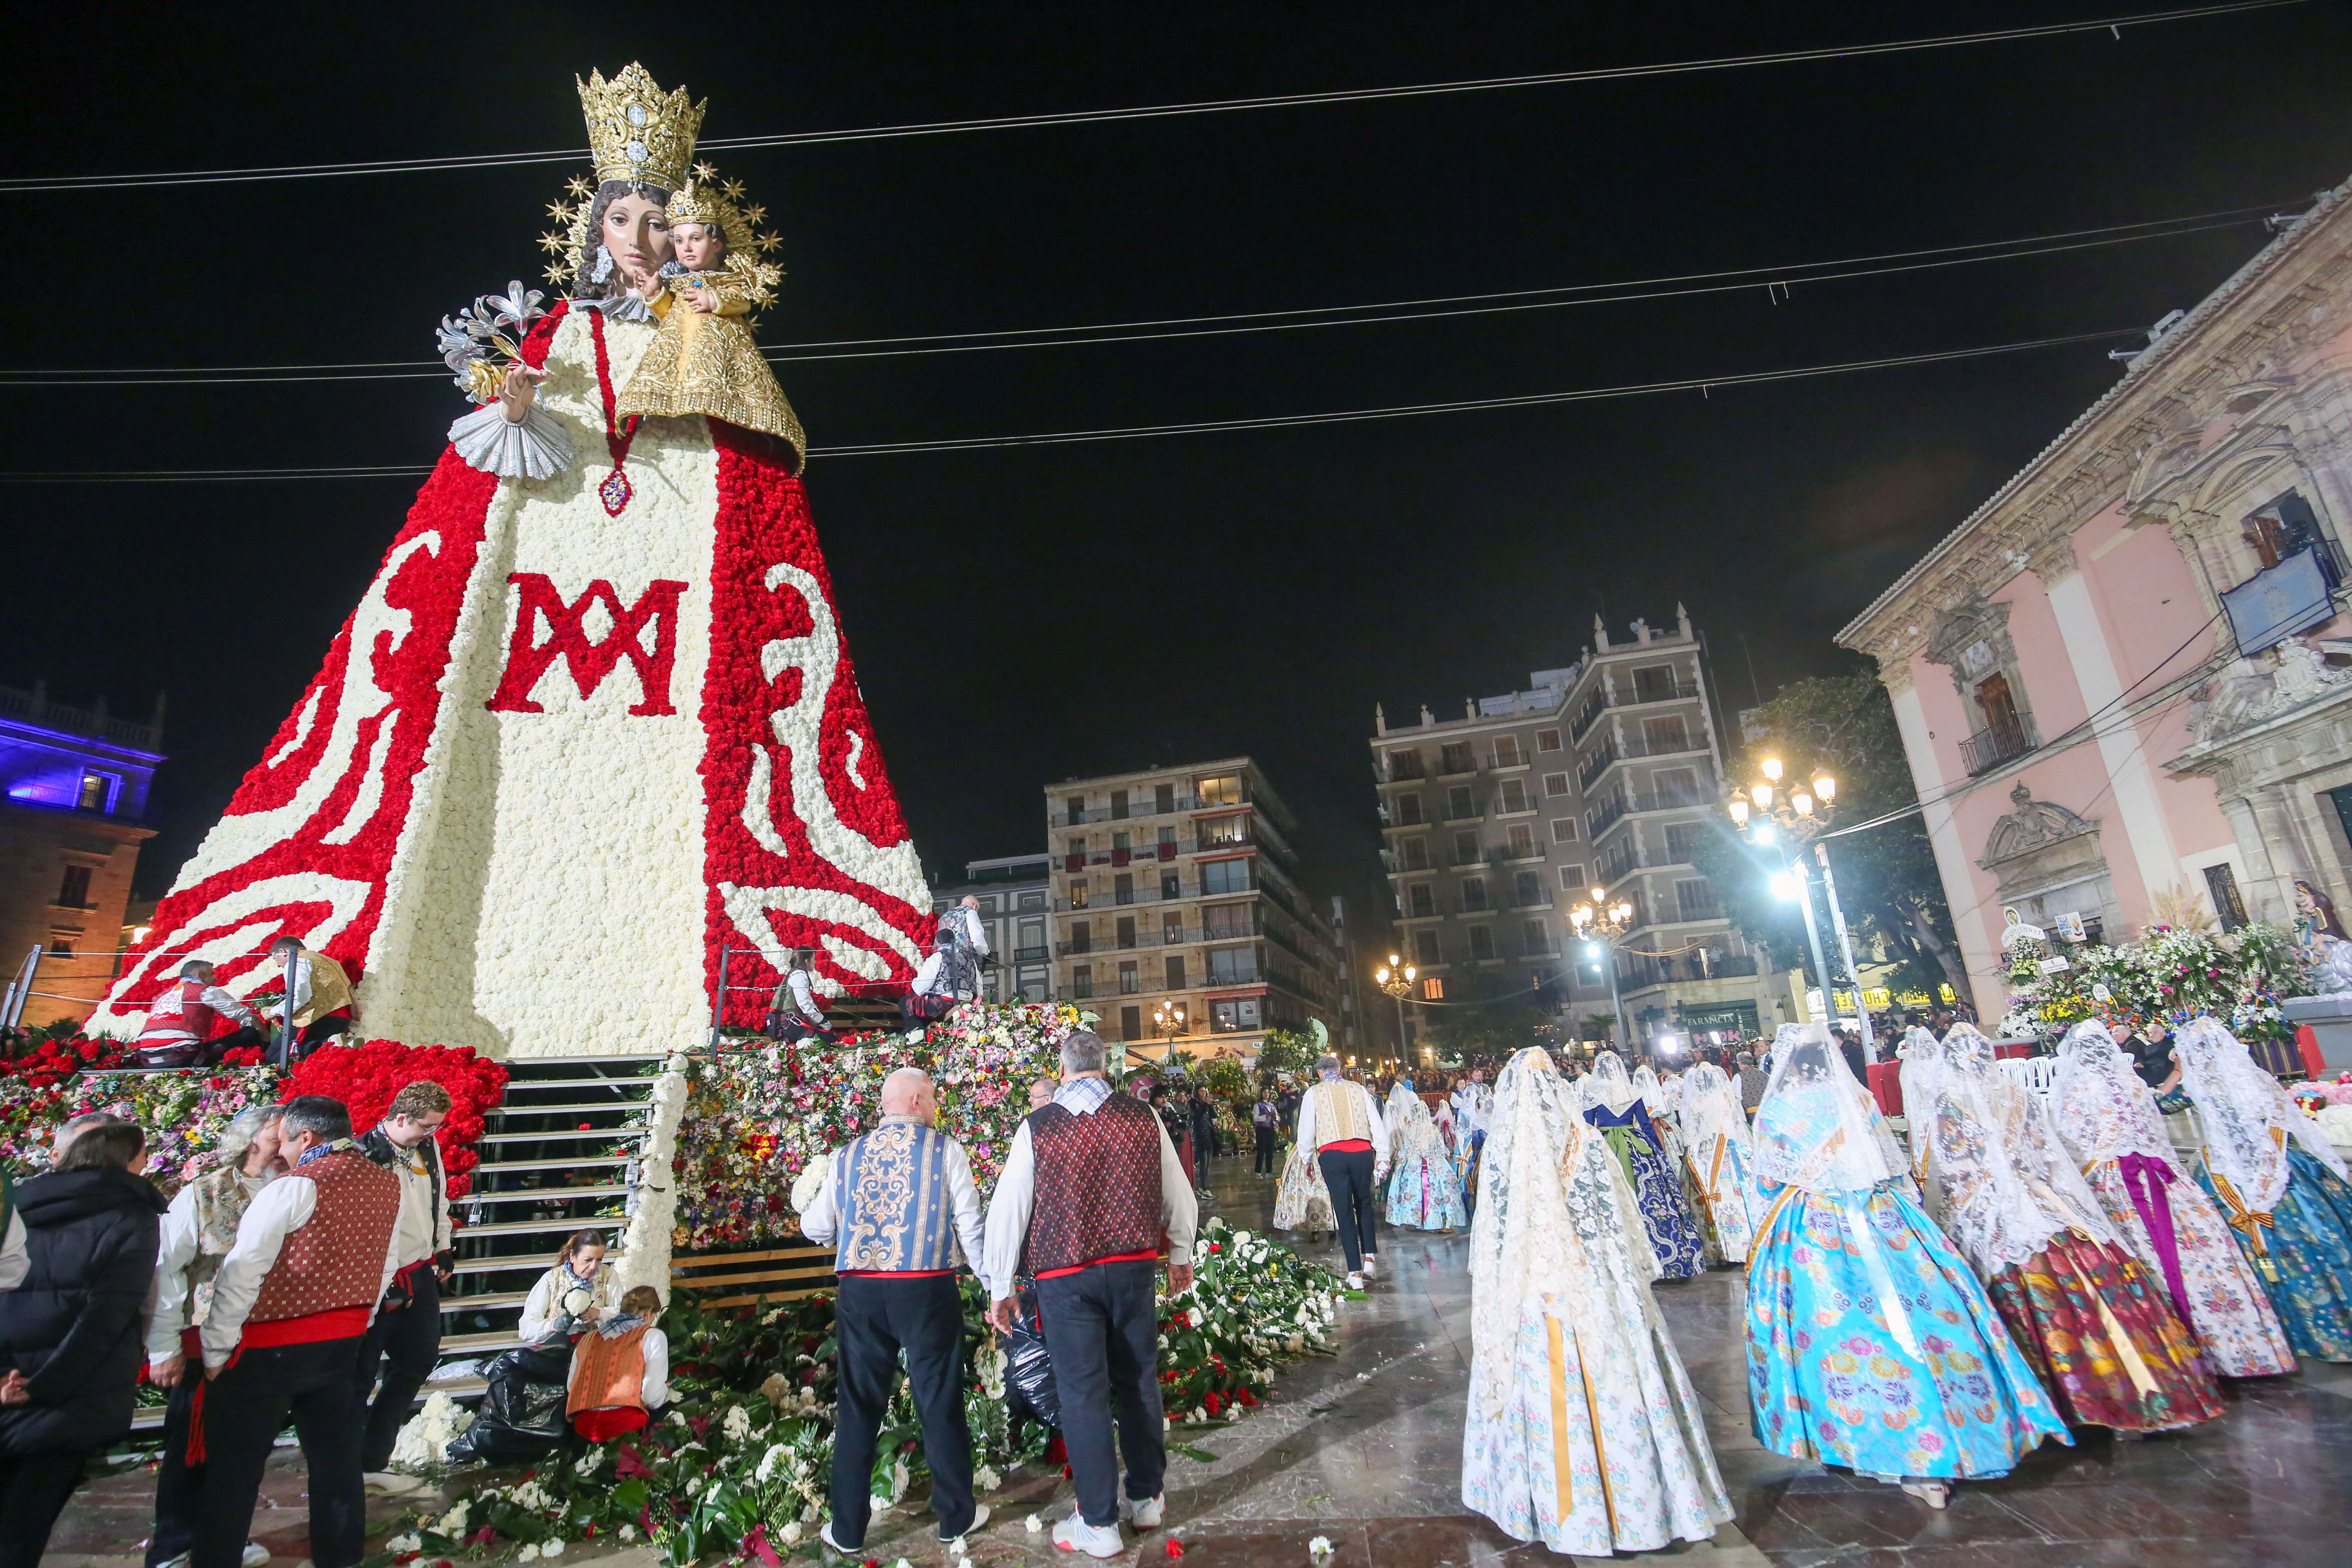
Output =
[
  {"x1": 981, "y1": 1032, "x2": 1196, "y2": 1559},
  {"x1": 143, "y1": 1105, "x2": 285, "y2": 1568},
  {"x1": 517, "y1": 1231, "x2": 613, "y2": 1345},
  {"x1": 353, "y1": 1082, "x2": 454, "y2": 1487},
  {"x1": 1293, "y1": 1055, "x2": 1389, "y2": 1287},
  {"x1": 799, "y1": 1068, "x2": 991, "y2": 1552},
  {"x1": 767, "y1": 949, "x2": 837, "y2": 1045}
]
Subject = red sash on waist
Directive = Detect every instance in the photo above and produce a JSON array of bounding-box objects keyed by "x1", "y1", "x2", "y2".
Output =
[
  {"x1": 839, "y1": 1268, "x2": 958, "y2": 1278},
  {"x1": 1036, "y1": 1248, "x2": 1161, "y2": 1281},
  {"x1": 1320, "y1": 1138, "x2": 1374, "y2": 1154},
  {"x1": 188, "y1": 1306, "x2": 371, "y2": 1464}
]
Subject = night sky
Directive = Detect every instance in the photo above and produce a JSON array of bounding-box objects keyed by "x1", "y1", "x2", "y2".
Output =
[{"x1": 10, "y1": 3, "x2": 2351, "y2": 925}]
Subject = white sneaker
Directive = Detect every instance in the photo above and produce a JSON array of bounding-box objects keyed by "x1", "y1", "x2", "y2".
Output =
[
  {"x1": 243, "y1": 1546, "x2": 272, "y2": 1568},
  {"x1": 1361, "y1": 1256, "x2": 1377, "y2": 1278},
  {"x1": 1346, "y1": 1272, "x2": 1364, "y2": 1290},
  {"x1": 1053, "y1": 1515, "x2": 1125, "y2": 1558},
  {"x1": 820, "y1": 1521, "x2": 858, "y2": 1556},
  {"x1": 939, "y1": 1503, "x2": 991, "y2": 1541},
  {"x1": 1123, "y1": 1494, "x2": 1165, "y2": 1529},
  {"x1": 363, "y1": 1471, "x2": 425, "y2": 1495}
]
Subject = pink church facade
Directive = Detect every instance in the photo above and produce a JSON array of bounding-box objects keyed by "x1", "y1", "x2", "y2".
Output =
[{"x1": 1839, "y1": 176, "x2": 2352, "y2": 1022}]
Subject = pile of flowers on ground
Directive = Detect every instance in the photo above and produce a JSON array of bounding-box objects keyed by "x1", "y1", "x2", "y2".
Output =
[
  {"x1": 672, "y1": 1002, "x2": 1082, "y2": 1252},
  {"x1": 399, "y1": 1217, "x2": 1347, "y2": 1564},
  {"x1": 1999, "y1": 921, "x2": 2304, "y2": 1049},
  {"x1": 280, "y1": 1040, "x2": 506, "y2": 1196}
]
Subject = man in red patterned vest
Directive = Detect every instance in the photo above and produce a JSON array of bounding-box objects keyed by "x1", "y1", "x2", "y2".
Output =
[
  {"x1": 191, "y1": 1096, "x2": 402, "y2": 1568},
  {"x1": 982, "y1": 1031, "x2": 1196, "y2": 1558},
  {"x1": 130, "y1": 960, "x2": 265, "y2": 1069}
]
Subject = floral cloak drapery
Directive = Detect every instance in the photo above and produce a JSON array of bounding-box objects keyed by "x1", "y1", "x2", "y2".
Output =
[
  {"x1": 1584, "y1": 1100, "x2": 1708, "y2": 1278},
  {"x1": 1274, "y1": 1140, "x2": 1337, "y2": 1234}
]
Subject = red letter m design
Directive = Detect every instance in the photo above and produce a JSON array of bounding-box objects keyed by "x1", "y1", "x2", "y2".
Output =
[{"x1": 486, "y1": 574, "x2": 688, "y2": 716}]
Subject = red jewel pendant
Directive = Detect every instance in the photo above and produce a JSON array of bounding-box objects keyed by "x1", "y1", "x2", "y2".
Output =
[{"x1": 599, "y1": 466, "x2": 633, "y2": 517}]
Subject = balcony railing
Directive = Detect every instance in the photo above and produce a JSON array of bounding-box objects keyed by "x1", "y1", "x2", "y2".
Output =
[
  {"x1": 1011, "y1": 945, "x2": 1050, "y2": 964},
  {"x1": 1961, "y1": 714, "x2": 2040, "y2": 776},
  {"x1": 1570, "y1": 690, "x2": 1610, "y2": 742},
  {"x1": 1577, "y1": 741, "x2": 1617, "y2": 789},
  {"x1": 1486, "y1": 844, "x2": 1545, "y2": 867},
  {"x1": 1509, "y1": 891, "x2": 1555, "y2": 911},
  {"x1": 1059, "y1": 794, "x2": 1202, "y2": 825},
  {"x1": 1588, "y1": 794, "x2": 1628, "y2": 839},
  {"x1": 1435, "y1": 752, "x2": 1482, "y2": 778},
  {"x1": 1618, "y1": 728, "x2": 1703, "y2": 761}
]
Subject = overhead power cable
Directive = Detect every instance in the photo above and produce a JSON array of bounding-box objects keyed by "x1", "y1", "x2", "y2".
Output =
[
  {"x1": 0, "y1": 2, "x2": 2306, "y2": 194},
  {"x1": 0, "y1": 325, "x2": 2141, "y2": 481},
  {"x1": 0, "y1": 205, "x2": 2278, "y2": 388}
]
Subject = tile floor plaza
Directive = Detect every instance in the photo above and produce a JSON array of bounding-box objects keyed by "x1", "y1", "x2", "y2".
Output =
[{"x1": 39, "y1": 1154, "x2": 2352, "y2": 1568}]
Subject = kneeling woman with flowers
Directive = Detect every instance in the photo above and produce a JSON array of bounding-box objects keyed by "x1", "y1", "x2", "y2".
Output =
[{"x1": 567, "y1": 1285, "x2": 669, "y2": 1440}]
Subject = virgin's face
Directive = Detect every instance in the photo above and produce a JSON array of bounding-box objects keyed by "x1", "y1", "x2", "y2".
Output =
[{"x1": 601, "y1": 192, "x2": 673, "y2": 284}]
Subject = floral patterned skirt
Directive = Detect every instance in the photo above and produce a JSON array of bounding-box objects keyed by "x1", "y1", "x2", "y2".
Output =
[
  {"x1": 1745, "y1": 1183, "x2": 2069, "y2": 1479},
  {"x1": 1274, "y1": 1143, "x2": 1336, "y2": 1234},
  {"x1": 1387, "y1": 1148, "x2": 1469, "y2": 1230},
  {"x1": 2196, "y1": 1145, "x2": 2352, "y2": 1363},
  {"x1": 2082, "y1": 1158, "x2": 2294, "y2": 1378},
  {"x1": 1984, "y1": 1233, "x2": 2224, "y2": 1431},
  {"x1": 1598, "y1": 1126, "x2": 1708, "y2": 1279}
]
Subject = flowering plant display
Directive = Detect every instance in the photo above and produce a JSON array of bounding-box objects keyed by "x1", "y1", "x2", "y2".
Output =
[
  {"x1": 1999, "y1": 922, "x2": 2303, "y2": 1047},
  {"x1": 280, "y1": 1040, "x2": 507, "y2": 1196},
  {"x1": 0, "y1": 1031, "x2": 134, "y2": 1088},
  {"x1": 401, "y1": 1222, "x2": 1345, "y2": 1564},
  {"x1": 672, "y1": 1002, "x2": 1082, "y2": 1253},
  {"x1": 0, "y1": 1066, "x2": 284, "y2": 1189}
]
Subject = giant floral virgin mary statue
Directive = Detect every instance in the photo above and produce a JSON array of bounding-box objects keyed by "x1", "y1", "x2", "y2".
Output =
[{"x1": 98, "y1": 66, "x2": 931, "y2": 1057}]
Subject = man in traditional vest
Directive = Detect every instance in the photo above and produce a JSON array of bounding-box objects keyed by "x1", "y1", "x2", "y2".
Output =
[
  {"x1": 267, "y1": 936, "x2": 356, "y2": 1065},
  {"x1": 797, "y1": 1068, "x2": 989, "y2": 1552},
  {"x1": 131, "y1": 961, "x2": 264, "y2": 1069},
  {"x1": 983, "y1": 1031, "x2": 1197, "y2": 1559},
  {"x1": 144, "y1": 1105, "x2": 286, "y2": 1568},
  {"x1": 1292, "y1": 1053, "x2": 1388, "y2": 1289},
  {"x1": 354, "y1": 1080, "x2": 454, "y2": 1489},
  {"x1": 192, "y1": 1096, "x2": 402, "y2": 1568}
]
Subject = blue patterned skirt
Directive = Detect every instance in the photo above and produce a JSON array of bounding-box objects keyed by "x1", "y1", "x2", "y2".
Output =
[
  {"x1": 2196, "y1": 1145, "x2": 2352, "y2": 1363},
  {"x1": 1596, "y1": 1124, "x2": 1707, "y2": 1279}
]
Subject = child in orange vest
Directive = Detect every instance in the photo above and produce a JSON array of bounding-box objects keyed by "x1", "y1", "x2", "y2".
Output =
[{"x1": 566, "y1": 1285, "x2": 668, "y2": 1441}]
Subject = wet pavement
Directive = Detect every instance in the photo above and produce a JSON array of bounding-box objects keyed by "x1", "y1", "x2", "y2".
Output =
[{"x1": 38, "y1": 1152, "x2": 2352, "y2": 1566}]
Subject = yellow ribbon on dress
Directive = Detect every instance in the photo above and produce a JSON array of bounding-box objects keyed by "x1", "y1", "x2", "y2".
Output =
[
  {"x1": 1544, "y1": 1316, "x2": 1575, "y2": 1521},
  {"x1": 2208, "y1": 1170, "x2": 2279, "y2": 1280}
]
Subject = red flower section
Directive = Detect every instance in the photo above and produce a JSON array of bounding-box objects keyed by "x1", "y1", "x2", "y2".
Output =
[
  {"x1": 280, "y1": 1039, "x2": 507, "y2": 1197},
  {"x1": 98, "y1": 308, "x2": 570, "y2": 1025},
  {"x1": 699, "y1": 423, "x2": 932, "y2": 1024},
  {"x1": 0, "y1": 1035, "x2": 132, "y2": 1087}
]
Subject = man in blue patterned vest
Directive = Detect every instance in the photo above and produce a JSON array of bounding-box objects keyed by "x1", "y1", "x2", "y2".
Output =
[{"x1": 796, "y1": 1068, "x2": 988, "y2": 1551}]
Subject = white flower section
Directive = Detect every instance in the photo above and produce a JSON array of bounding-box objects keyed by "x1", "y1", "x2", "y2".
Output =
[
  {"x1": 388, "y1": 1390, "x2": 476, "y2": 1469},
  {"x1": 613, "y1": 1058, "x2": 690, "y2": 1303},
  {"x1": 720, "y1": 882, "x2": 920, "y2": 999}
]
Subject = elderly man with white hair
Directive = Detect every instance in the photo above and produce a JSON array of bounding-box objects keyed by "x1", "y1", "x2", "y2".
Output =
[{"x1": 795, "y1": 1067, "x2": 989, "y2": 1553}]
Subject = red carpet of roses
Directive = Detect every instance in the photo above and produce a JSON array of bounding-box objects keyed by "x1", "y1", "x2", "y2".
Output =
[{"x1": 281, "y1": 1040, "x2": 507, "y2": 1196}]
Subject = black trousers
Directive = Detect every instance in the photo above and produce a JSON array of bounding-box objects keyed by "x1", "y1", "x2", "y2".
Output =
[
  {"x1": 0, "y1": 1452, "x2": 89, "y2": 1568},
  {"x1": 147, "y1": 1373, "x2": 204, "y2": 1568},
  {"x1": 193, "y1": 1337, "x2": 368, "y2": 1568},
  {"x1": 1254, "y1": 1127, "x2": 1277, "y2": 1173},
  {"x1": 1318, "y1": 1147, "x2": 1380, "y2": 1273},
  {"x1": 1036, "y1": 1258, "x2": 1165, "y2": 1530},
  {"x1": 828, "y1": 1275, "x2": 974, "y2": 1547},
  {"x1": 356, "y1": 1268, "x2": 442, "y2": 1471}
]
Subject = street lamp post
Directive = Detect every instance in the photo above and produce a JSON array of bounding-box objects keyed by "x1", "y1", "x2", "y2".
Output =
[
  {"x1": 1568, "y1": 889, "x2": 1635, "y2": 1053},
  {"x1": 1152, "y1": 1000, "x2": 1186, "y2": 1054},
  {"x1": 1727, "y1": 757, "x2": 1878, "y2": 1058},
  {"x1": 1374, "y1": 953, "x2": 1417, "y2": 1060}
]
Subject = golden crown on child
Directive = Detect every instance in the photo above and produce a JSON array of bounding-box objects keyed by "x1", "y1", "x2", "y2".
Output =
[{"x1": 577, "y1": 63, "x2": 704, "y2": 191}]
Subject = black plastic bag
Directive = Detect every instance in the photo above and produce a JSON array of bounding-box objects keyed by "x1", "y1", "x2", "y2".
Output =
[
  {"x1": 446, "y1": 1345, "x2": 572, "y2": 1464},
  {"x1": 1002, "y1": 1288, "x2": 1058, "y2": 1427}
]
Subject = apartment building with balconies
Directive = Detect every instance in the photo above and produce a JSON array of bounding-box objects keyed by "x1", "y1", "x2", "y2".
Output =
[
  {"x1": 1045, "y1": 758, "x2": 1343, "y2": 1061},
  {"x1": 927, "y1": 853, "x2": 1055, "y2": 1005},
  {"x1": 1369, "y1": 608, "x2": 1787, "y2": 1054}
]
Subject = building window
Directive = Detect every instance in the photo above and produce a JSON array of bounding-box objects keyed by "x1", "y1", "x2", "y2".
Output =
[
  {"x1": 1067, "y1": 837, "x2": 1085, "y2": 857},
  {"x1": 1073, "y1": 964, "x2": 1094, "y2": 998},
  {"x1": 1452, "y1": 830, "x2": 1478, "y2": 865},
  {"x1": 1653, "y1": 767, "x2": 1700, "y2": 807},
  {"x1": 1557, "y1": 863, "x2": 1587, "y2": 891},
  {"x1": 1462, "y1": 878, "x2": 1489, "y2": 911},
  {"x1": 1494, "y1": 736, "x2": 1523, "y2": 768},
  {"x1": 1414, "y1": 930, "x2": 1440, "y2": 965},
  {"x1": 1210, "y1": 997, "x2": 1262, "y2": 1032},
  {"x1": 1551, "y1": 817, "x2": 1578, "y2": 843},
  {"x1": 1154, "y1": 782, "x2": 1176, "y2": 813},
  {"x1": 56, "y1": 865, "x2": 93, "y2": 908},
  {"x1": 1068, "y1": 920, "x2": 1091, "y2": 954},
  {"x1": 1439, "y1": 742, "x2": 1475, "y2": 774},
  {"x1": 1161, "y1": 871, "x2": 1180, "y2": 899},
  {"x1": 1202, "y1": 858, "x2": 1252, "y2": 895},
  {"x1": 1386, "y1": 748, "x2": 1425, "y2": 780},
  {"x1": 1497, "y1": 779, "x2": 1529, "y2": 813},
  {"x1": 1208, "y1": 947, "x2": 1255, "y2": 984},
  {"x1": 1394, "y1": 793, "x2": 1425, "y2": 826},
  {"x1": 1468, "y1": 926, "x2": 1495, "y2": 960},
  {"x1": 1445, "y1": 785, "x2": 1474, "y2": 820},
  {"x1": 1110, "y1": 789, "x2": 1130, "y2": 820},
  {"x1": 1066, "y1": 795, "x2": 1086, "y2": 826},
  {"x1": 1408, "y1": 883, "x2": 1435, "y2": 918},
  {"x1": 1507, "y1": 824, "x2": 1536, "y2": 859},
  {"x1": 78, "y1": 772, "x2": 117, "y2": 812},
  {"x1": 1162, "y1": 912, "x2": 1184, "y2": 943},
  {"x1": 1664, "y1": 823, "x2": 1700, "y2": 862},
  {"x1": 1421, "y1": 976, "x2": 1445, "y2": 1001},
  {"x1": 1522, "y1": 918, "x2": 1550, "y2": 954},
  {"x1": 47, "y1": 931, "x2": 76, "y2": 957},
  {"x1": 1641, "y1": 715, "x2": 1689, "y2": 754},
  {"x1": 1121, "y1": 1004, "x2": 1142, "y2": 1040},
  {"x1": 1157, "y1": 824, "x2": 1178, "y2": 847},
  {"x1": 2204, "y1": 864, "x2": 2249, "y2": 931},
  {"x1": 1197, "y1": 773, "x2": 1243, "y2": 806},
  {"x1": 1633, "y1": 664, "x2": 1681, "y2": 703},
  {"x1": 1165, "y1": 955, "x2": 1186, "y2": 989},
  {"x1": 1116, "y1": 916, "x2": 1137, "y2": 949},
  {"x1": 1114, "y1": 873, "x2": 1135, "y2": 904},
  {"x1": 1514, "y1": 871, "x2": 1542, "y2": 906},
  {"x1": 1536, "y1": 728, "x2": 1562, "y2": 753},
  {"x1": 1119, "y1": 960, "x2": 1140, "y2": 994},
  {"x1": 1069, "y1": 882, "x2": 1088, "y2": 908},
  {"x1": 1675, "y1": 878, "x2": 1719, "y2": 920},
  {"x1": 1974, "y1": 673, "x2": 2027, "y2": 755},
  {"x1": 1542, "y1": 771, "x2": 1570, "y2": 797},
  {"x1": 1017, "y1": 919, "x2": 1045, "y2": 960},
  {"x1": 1400, "y1": 837, "x2": 1430, "y2": 871}
]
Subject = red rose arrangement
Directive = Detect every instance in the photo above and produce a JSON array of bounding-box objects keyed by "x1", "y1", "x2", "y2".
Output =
[
  {"x1": 281, "y1": 1040, "x2": 507, "y2": 1197},
  {"x1": 0, "y1": 1034, "x2": 132, "y2": 1089}
]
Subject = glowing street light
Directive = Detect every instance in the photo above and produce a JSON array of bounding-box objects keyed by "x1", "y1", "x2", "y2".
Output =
[{"x1": 1728, "y1": 751, "x2": 1873, "y2": 1056}]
